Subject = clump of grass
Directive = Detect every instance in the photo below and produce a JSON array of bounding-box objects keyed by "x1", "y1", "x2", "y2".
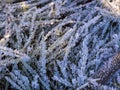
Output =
[{"x1": 0, "y1": 0, "x2": 120, "y2": 90}]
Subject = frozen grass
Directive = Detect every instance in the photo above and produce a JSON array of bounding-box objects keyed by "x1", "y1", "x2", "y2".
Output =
[{"x1": 0, "y1": 0, "x2": 120, "y2": 90}]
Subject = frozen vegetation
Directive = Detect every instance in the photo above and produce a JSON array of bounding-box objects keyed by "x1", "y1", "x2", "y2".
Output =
[{"x1": 0, "y1": 0, "x2": 120, "y2": 90}]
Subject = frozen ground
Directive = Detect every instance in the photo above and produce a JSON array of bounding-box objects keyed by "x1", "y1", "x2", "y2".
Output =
[{"x1": 0, "y1": 0, "x2": 120, "y2": 90}]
